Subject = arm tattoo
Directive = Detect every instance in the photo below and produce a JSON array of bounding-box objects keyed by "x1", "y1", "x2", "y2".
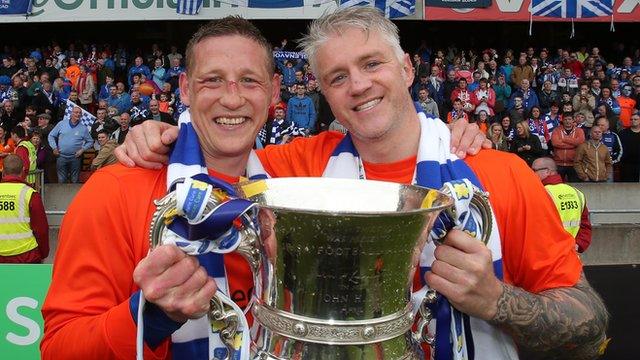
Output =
[{"x1": 491, "y1": 273, "x2": 609, "y2": 360}]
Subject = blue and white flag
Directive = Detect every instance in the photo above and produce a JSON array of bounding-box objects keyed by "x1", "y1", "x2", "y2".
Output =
[
  {"x1": 0, "y1": 0, "x2": 33, "y2": 15},
  {"x1": 340, "y1": 0, "x2": 416, "y2": 18},
  {"x1": 62, "y1": 100, "x2": 96, "y2": 130},
  {"x1": 176, "y1": 0, "x2": 203, "y2": 15},
  {"x1": 531, "y1": 0, "x2": 613, "y2": 18}
]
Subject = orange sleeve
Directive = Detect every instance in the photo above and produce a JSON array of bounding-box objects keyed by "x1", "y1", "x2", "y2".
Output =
[
  {"x1": 465, "y1": 150, "x2": 582, "y2": 293},
  {"x1": 256, "y1": 132, "x2": 344, "y2": 178},
  {"x1": 41, "y1": 165, "x2": 170, "y2": 360},
  {"x1": 446, "y1": 113, "x2": 453, "y2": 124}
]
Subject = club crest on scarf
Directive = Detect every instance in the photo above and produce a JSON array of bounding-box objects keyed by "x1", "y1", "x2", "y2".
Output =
[{"x1": 429, "y1": 179, "x2": 483, "y2": 244}]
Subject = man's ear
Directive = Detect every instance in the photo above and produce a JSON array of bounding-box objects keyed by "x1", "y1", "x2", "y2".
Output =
[
  {"x1": 402, "y1": 53, "x2": 414, "y2": 88},
  {"x1": 270, "y1": 73, "x2": 282, "y2": 105},
  {"x1": 178, "y1": 72, "x2": 190, "y2": 106}
]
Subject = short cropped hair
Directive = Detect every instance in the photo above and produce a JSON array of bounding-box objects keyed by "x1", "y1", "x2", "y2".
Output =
[
  {"x1": 11, "y1": 126, "x2": 26, "y2": 139},
  {"x1": 185, "y1": 16, "x2": 274, "y2": 75},
  {"x1": 3, "y1": 154, "x2": 23, "y2": 177}
]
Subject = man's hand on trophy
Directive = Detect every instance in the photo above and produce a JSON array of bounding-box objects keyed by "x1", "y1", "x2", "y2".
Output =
[
  {"x1": 133, "y1": 245, "x2": 218, "y2": 323},
  {"x1": 115, "y1": 120, "x2": 179, "y2": 169},
  {"x1": 424, "y1": 229, "x2": 503, "y2": 321}
]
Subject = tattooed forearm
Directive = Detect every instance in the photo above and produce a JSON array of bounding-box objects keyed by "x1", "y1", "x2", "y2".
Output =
[{"x1": 491, "y1": 273, "x2": 609, "y2": 360}]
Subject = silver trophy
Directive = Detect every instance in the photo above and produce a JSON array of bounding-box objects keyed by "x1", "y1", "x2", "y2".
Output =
[{"x1": 150, "y1": 177, "x2": 492, "y2": 359}]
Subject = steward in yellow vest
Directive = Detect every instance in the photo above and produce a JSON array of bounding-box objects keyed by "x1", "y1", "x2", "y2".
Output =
[
  {"x1": 0, "y1": 154, "x2": 49, "y2": 263},
  {"x1": 11, "y1": 126, "x2": 38, "y2": 185},
  {"x1": 546, "y1": 183, "x2": 585, "y2": 235},
  {"x1": 532, "y1": 157, "x2": 592, "y2": 253}
]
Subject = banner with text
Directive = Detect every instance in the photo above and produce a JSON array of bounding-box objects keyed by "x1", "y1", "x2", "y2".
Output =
[
  {"x1": 425, "y1": 0, "x2": 491, "y2": 9},
  {"x1": 0, "y1": 0, "x2": 340, "y2": 23},
  {"x1": 273, "y1": 51, "x2": 308, "y2": 60},
  {"x1": 425, "y1": 0, "x2": 640, "y2": 21},
  {"x1": 0, "y1": 0, "x2": 33, "y2": 15},
  {"x1": 0, "y1": 0, "x2": 637, "y2": 22},
  {"x1": 0, "y1": 264, "x2": 52, "y2": 359}
]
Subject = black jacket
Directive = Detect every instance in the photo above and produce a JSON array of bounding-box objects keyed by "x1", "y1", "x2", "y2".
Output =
[{"x1": 510, "y1": 134, "x2": 544, "y2": 165}]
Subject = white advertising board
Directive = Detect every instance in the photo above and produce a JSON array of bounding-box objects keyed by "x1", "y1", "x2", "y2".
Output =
[{"x1": 1, "y1": 0, "x2": 341, "y2": 23}]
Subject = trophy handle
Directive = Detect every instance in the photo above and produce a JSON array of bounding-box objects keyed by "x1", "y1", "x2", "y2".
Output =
[
  {"x1": 468, "y1": 188, "x2": 492, "y2": 245},
  {"x1": 209, "y1": 293, "x2": 241, "y2": 359},
  {"x1": 149, "y1": 191, "x2": 260, "y2": 360},
  {"x1": 412, "y1": 289, "x2": 437, "y2": 346},
  {"x1": 412, "y1": 181, "x2": 494, "y2": 349},
  {"x1": 439, "y1": 182, "x2": 493, "y2": 245}
]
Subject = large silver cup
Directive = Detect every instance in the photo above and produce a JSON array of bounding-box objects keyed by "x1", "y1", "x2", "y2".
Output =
[{"x1": 150, "y1": 177, "x2": 490, "y2": 359}]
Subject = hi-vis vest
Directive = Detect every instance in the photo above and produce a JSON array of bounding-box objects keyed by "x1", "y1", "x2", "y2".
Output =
[
  {"x1": 17, "y1": 140, "x2": 37, "y2": 185},
  {"x1": 0, "y1": 182, "x2": 37, "y2": 256},
  {"x1": 545, "y1": 183, "x2": 585, "y2": 237}
]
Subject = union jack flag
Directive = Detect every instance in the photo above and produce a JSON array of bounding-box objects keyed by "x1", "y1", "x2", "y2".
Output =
[
  {"x1": 530, "y1": 0, "x2": 613, "y2": 18},
  {"x1": 340, "y1": 0, "x2": 415, "y2": 18},
  {"x1": 63, "y1": 100, "x2": 96, "y2": 130}
]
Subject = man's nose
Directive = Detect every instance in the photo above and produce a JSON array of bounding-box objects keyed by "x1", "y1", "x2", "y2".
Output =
[{"x1": 219, "y1": 80, "x2": 245, "y2": 109}]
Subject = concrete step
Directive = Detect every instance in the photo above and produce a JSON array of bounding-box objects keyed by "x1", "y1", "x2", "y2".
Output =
[
  {"x1": 572, "y1": 183, "x2": 640, "y2": 225},
  {"x1": 581, "y1": 224, "x2": 640, "y2": 266},
  {"x1": 44, "y1": 184, "x2": 82, "y2": 227}
]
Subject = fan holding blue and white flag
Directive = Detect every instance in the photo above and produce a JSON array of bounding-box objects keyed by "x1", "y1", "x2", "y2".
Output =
[{"x1": 62, "y1": 99, "x2": 96, "y2": 130}]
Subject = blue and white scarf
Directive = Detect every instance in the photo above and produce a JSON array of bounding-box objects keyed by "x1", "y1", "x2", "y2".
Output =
[
  {"x1": 318, "y1": 112, "x2": 516, "y2": 360},
  {"x1": 136, "y1": 110, "x2": 259, "y2": 360}
]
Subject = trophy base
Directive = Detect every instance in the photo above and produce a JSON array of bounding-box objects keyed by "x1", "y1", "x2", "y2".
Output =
[{"x1": 252, "y1": 329, "x2": 422, "y2": 360}]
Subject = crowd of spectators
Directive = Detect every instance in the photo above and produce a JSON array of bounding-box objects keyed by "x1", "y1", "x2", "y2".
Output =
[
  {"x1": 0, "y1": 41, "x2": 639, "y2": 183},
  {"x1": 410, "y1": 45, "x2": 640, "y2": 182}
]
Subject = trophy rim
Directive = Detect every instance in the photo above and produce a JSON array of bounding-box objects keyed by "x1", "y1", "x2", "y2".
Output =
[{"x1": 236, "y1": 177, "x2": 454, "y2": 217}]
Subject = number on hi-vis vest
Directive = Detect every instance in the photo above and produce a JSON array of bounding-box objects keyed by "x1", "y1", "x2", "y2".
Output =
[
  {"x1": 5, "y1": 297, "x2": 41, "y2": 346},
  {"x1": 1, "y1": 201, "x2": 16, "y2": 211},
  {"x1": 560, "y1": 200, "x2": 580, "y2": 211}
]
